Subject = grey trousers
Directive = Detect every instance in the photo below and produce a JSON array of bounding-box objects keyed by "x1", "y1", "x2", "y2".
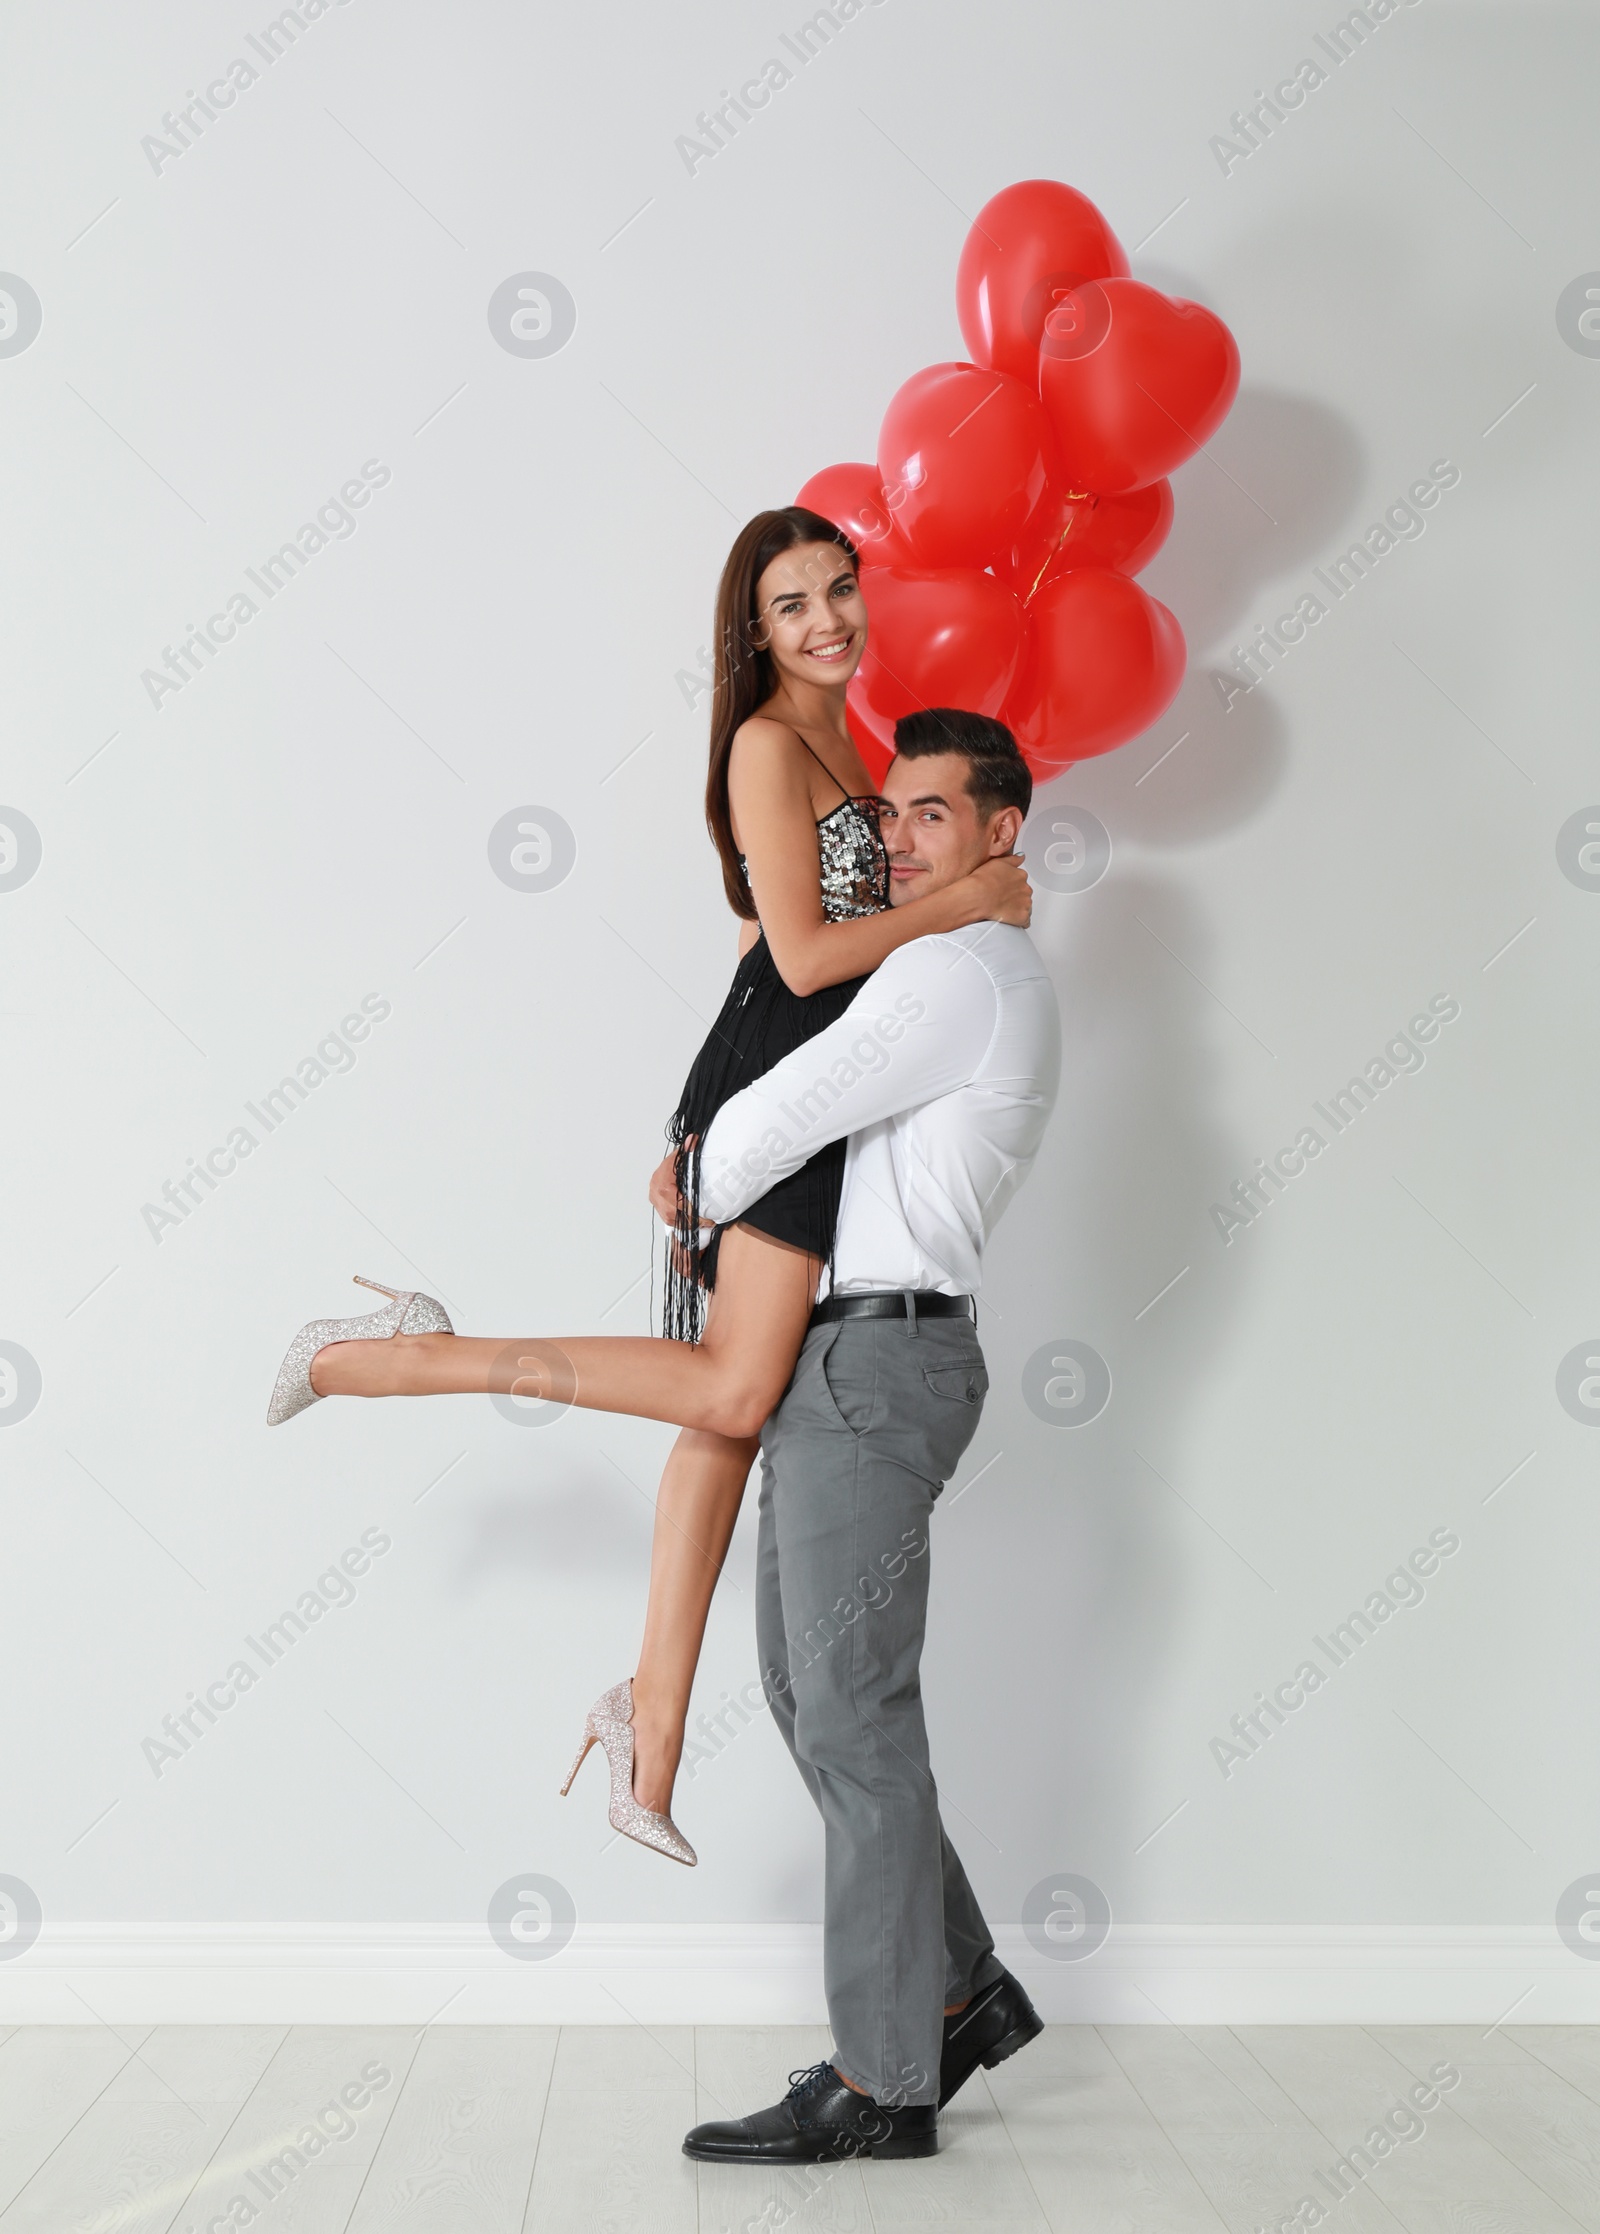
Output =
[{"x1": 755, "y1": 1311, "x2": 1006, "y2": 2108}]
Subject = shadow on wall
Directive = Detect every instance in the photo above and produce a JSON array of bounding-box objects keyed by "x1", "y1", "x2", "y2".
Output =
[
  {"x1": 988, "y1": 0, "x2": 1600, "y2": 1904},
  {"x1": 956, "y1": 390, "x2": 1359, "y2": 1908},
  {"x1": 990, "y1": 870, "x2": 1270, "y2": 1891},
  {"x1": 1129, "y1": 384, "x2": 1365, "y2": 845}
]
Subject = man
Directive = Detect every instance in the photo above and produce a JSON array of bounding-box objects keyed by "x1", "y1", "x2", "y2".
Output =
[{"x1": 680, "y1": 707, "x2": 1062, "y2": 2166}]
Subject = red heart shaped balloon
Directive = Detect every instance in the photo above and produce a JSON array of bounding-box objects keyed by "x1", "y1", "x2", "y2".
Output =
[
  {"x1": 849, "y1": 566, "x2": 1024, "y2": 781},
  {"x1": 957, "y1": 180, "x2": 1129, "y2": 386},
  {"x1": 1038, "y1": 279, "x2": 1240, "y2": 494},
  {"x1": 846, "y1": 692, "x2": 898, "y2": 783},
  {"x1": 1004, "y1": 479, "x2": 1175, "y2": 600},
  {"x1": 876, "y1": 364, "x2": 1055, "y2": 572},
  {"x1": 796, "y1": 462, "x2": 915, "y2": 568},
  {"x1": 1004, "y1": 569, "x2": 1185, "y2": 773}
]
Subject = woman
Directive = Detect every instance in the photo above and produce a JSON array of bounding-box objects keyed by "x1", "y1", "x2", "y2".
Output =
[{"x1": 267, "y1": 507, "x2": 1031, "y2": 1862}]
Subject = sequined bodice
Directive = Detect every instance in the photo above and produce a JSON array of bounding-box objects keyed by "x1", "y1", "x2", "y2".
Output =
[{"x1": 740, "y1": 795, "x2": 888, "y2": 922}]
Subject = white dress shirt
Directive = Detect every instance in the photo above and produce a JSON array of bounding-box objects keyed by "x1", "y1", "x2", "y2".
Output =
[{"x1": 697, "y1": 923, "x2": 1061, "y2": 1296}]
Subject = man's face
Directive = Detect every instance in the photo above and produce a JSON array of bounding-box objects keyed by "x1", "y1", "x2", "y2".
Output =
[{"x1": 878, "y1": 751, "x2": 1020, "y2": 905}]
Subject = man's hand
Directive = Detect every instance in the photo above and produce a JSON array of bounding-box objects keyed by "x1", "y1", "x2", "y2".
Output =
[
  {"x1": 648, "y1": 1142, "x2": 713, "y2": 1230},
  {"x1": 954, "y1": 852, "x2": 1032, "y2": 928},
  {"x1": 648, "y1": 1147, "x2": 680, "y2": 1227},
  {"x1": 649, "y1": 1142, "x2": 713, "y2": 1284}
]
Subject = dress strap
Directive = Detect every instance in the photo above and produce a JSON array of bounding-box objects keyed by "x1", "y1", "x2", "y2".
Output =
[{"x1": 793, "y1": 731, "x2": 854, "y2": 808}]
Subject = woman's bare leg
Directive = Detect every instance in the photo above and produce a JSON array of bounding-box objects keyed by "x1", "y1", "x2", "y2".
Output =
[
  {"x1": 627, "y1": 1426, "x2": 758, "y2": 1814},
  {"x1": 309, "y1": 1224, "x2": 821, "y2": 1443},
  {"x1": 308, "y1": 1225, "x2": 820, "y2": 1816}
]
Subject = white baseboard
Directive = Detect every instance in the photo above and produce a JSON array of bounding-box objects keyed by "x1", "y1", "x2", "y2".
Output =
[{"x1": 1, "y1": 1925, "x2": 1594, "y2": 2026}]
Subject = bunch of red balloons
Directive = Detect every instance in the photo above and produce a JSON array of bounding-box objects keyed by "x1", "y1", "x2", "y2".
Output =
[{"x1": 797, "y1": 179, "x2": 1240, "y2": 783}]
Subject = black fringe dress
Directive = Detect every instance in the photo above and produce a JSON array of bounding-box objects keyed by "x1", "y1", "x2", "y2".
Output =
[{"x1": 663, "y1": 782, "x2": 889, "y2": 1343}]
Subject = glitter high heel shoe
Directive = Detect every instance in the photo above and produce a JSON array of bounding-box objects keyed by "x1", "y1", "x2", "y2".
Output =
[
  {"x1": 559, "y1": 1678, "x2": 697, "y2": 1866},
  {"x1": 266, "y1": 1275, "x2": 454, "y2": 1426}
]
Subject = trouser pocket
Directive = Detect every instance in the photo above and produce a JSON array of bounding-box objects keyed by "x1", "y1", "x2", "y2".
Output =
[{"x1": 923, "y1": 1359, "x2": 988, "y2": 1407}]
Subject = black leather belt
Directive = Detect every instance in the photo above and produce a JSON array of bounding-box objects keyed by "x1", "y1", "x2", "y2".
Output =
[{"x1": 810, "y1": 1290, "x2": 976, "y2": 1327}]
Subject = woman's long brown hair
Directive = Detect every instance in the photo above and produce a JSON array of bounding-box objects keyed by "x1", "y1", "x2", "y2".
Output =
[{"x1": 705, "y1": 507, "x2": 859, "y2": 918}]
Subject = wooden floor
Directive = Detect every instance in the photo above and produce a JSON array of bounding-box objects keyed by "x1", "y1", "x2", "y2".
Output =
[{"x1": 1, "y1": 2020, "x2": 1597, "y2": 2231}]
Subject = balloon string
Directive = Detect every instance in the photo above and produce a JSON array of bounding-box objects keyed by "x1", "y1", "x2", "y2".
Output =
[{"x1": 1023, "y1": 492, "x2": 1097, "y2": 607}]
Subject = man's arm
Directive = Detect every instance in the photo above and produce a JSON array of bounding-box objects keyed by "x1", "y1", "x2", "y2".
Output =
[{"x1": 696, "y1": 935, "x2": 999, "y2": 1228}]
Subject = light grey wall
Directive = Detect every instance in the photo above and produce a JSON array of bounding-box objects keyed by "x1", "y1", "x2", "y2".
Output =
[{"x1": 2, "y1": 0, "x2": 1591, "y2": 1959}]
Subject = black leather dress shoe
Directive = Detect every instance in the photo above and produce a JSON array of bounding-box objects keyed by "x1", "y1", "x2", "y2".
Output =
[
  {"x1": 682, "y1": 2061, "x2": 939, "y2": 2163},
  {"x1": 939, "y1": 1968, "x2": 1044, "y2": 2106}
]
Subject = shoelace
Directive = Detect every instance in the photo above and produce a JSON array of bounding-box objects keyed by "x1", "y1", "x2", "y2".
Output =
[{"x1": 784, "y1": 2061, "x2": 839, "y2": 2101}]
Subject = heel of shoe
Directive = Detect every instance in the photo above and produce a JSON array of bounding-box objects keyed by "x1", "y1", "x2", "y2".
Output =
[
  {"x1": 559, "y1": 1729, "x2": 597, "y2": 1797},
  {"x1": 982, "y1": 2012, "x2": 1045, "y2": 2071},
  {"x1": 870, "y1": 2118, "x2": 940, "y2": 2160},
  {"x1": 351, "y1": 1276, "x2": 454, "y2": 1337},
  {"x1": 563, "y1": 1683, "x2": 696, "y2": 1864}
]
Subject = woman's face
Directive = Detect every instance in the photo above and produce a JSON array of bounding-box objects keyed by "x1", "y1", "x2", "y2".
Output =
[{"x1": 751, "y1": 541, "x2": 868, "y2": 692}]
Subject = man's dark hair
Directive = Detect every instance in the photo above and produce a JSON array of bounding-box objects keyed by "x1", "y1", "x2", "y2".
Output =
[{"x1": 891, "y1": 708, "x2": 1033, "y2": 821}]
